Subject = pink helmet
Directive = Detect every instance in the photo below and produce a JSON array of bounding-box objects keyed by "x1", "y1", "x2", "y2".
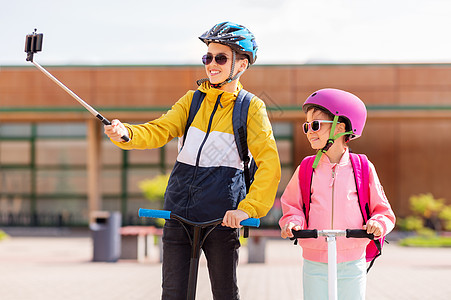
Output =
[{"x1": 303, "y1": 88, "x2": 367, "y2": 140}]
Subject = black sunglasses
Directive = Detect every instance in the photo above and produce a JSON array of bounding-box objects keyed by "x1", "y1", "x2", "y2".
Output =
[{"x1": 202, "y1": 53, "x2": 228, "y2": 65}]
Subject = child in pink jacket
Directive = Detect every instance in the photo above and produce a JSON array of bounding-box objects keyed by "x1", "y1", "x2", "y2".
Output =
[{"x1": 279, "y1": 88, "x2": 395, "y2": 300}]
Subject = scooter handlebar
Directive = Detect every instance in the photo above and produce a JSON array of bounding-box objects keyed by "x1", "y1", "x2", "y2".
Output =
[
  {"x1": 291, "y1": 229, "x2": 374, "y2": 240},
  {"x1": 292, "y1": 229, "x2": 318, "y2": 239},
  {"x1": 240, "y1": 218, "x2": 260, "y2": 227},
  {"x1": 138, "y1": 208, "x2": 171, "y2": 220},
  {"x1": 138, "y1": 208, "x2": 260, "y2": 227},
  {"x1": 346, "y1": 229, "x2": 374, "y2": 240}
]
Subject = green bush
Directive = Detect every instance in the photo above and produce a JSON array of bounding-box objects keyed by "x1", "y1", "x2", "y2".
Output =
[
  {"x1": 439, "y1": 206, "x2": 451, "y2": 231},
  {"x1": 416, "y1": 227, "x2": 437, "y2": 238},
  {"x1": 139, "y1": 174, "x2": 170, "y2": 204},
  {"x1": 397, "y1": 193, "x2": 451, "y2": 232},
  {"x1": 399, "y1": 236, "x2": 451, "y2": 247},
  {"x1": 396, "y1": 216, "x2": 423, "y2": 231},
  {"x1": 398, "y1": 193, "x2": 451, "y2": 247},
  {"x1": 0, "y1": 230, "x2": 9, "y2": 241},
  {"x1": 409, "y1": 193, "x2": 444, "y2": 218}
]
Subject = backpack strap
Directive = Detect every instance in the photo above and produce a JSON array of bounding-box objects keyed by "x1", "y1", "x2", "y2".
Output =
[
  {"x1": 182, "y1": 90, "x2": 206, "y2": 147},
  {"x1": 349, "y1": 153, "x2": 383, "y2": 272},
  {"x1": 349, "y1": 153, "x2": 370, "y2": 223},
  {"x1": 299, "y1": 155, "x2": 315, "y2": 226},
  {"x1": 232, "y1": 89, "x2": 255, "y2": 193},
  {"x1": 232, "y1": 89, "x2": 255, "y2": 239}
]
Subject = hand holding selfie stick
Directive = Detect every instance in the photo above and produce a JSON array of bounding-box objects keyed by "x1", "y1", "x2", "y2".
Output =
[{"x1": 24, "y1": 29, "x2": 129, "y2": 142}]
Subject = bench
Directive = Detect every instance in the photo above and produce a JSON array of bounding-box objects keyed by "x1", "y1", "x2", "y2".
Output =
[
  {"x1": 120, "y1": 226, "x2": 163, "y2": 262},
  {"x1": 120, "y1": 226, "x2": 282, "y2": 264},
  {"x1": 246, "y1": 229, "x2": 281, "y2": 263}
]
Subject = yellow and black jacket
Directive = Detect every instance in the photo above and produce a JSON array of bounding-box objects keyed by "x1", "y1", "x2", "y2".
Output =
[{"x1": 112, "y1": 82, "x2": 281, "y2": 222}]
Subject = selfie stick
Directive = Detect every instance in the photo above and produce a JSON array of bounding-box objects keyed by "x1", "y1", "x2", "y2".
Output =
[{"x1": 24, "y1": 29, "x2": 129, "y2": 142}]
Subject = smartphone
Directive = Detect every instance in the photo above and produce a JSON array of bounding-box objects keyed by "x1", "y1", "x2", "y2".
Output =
[{"x1": 25, "y1": 32, "x2": 43, "y2": 53}]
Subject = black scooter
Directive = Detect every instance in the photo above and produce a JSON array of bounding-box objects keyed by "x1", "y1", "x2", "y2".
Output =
[{"x1": 138, "y1": 208, "x2": 260, "y2": 300}]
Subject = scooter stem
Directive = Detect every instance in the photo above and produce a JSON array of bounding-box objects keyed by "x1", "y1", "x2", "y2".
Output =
[
  {"x1": 327, "y1": 235, "x2": 338, "y2": 300},
  {"x1": 187, "y1": 227, "x2": 202, "y2": 300}
]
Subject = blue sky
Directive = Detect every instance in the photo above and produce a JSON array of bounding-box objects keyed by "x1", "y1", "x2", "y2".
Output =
[{"x1": 1, "y1": 0, "x2": 451, "y2": 66}]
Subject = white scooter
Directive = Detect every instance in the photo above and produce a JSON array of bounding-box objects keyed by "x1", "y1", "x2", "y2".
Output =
[{"x1": 292, "y1": 229, "x2": 374, "y2": 300}]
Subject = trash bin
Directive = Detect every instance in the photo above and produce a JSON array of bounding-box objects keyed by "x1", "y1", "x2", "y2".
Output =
[
  {"x1": 89, "y1": 211, "x2": 121, "y2": 262},
  {"x1": 247, "y1": 236, "x2": 267, "y2": 263}
]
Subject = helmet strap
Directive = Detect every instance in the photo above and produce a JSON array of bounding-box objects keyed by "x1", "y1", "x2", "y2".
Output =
[
  {"x1": 228, "y1": 50, "x2": 236, "y2": 80},
  {"x1": 312, "y1": 115, "x2": 353, "y2": 169}
]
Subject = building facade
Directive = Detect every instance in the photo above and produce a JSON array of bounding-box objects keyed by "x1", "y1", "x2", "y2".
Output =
[{"x1": 1, "y1": 64, "x2": 451, "y2": 226}]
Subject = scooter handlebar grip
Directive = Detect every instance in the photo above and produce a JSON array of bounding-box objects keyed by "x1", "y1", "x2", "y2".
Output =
[
  {"x1": 138, "y1": 208, "x2": 171, "y2": 220},
  {"x1": 240, "y1": 218, "x2": 260, "y2": 228},
  {"x1": 292, "y1": 229, "x2": 318, "y2": 239},
  {"x1": 346, "y1": 229, "x2": 374, "y2": 240}
]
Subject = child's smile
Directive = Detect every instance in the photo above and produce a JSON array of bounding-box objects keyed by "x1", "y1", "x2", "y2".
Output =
[
  {"x1": 308, "y1": 136, "x2": 320, "y2": 144},
  {"x1": 209, "y1": 69, "x2": 222, "y2": 79},
  {"x1": 306, "y1": 110, "x2": 332, "y2": 150}
]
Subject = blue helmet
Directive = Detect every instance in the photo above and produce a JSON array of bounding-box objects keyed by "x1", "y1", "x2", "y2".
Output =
[{"x1": 199, "y1": 22, "x2": 258, "y2": 65}]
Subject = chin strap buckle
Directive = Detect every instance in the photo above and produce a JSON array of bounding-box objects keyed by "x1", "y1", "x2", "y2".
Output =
[{"x1": 322, "y1": 139, "x2": 335, "y2": 152}]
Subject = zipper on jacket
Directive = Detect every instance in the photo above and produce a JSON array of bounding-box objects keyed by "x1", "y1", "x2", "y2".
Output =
[
  {"x1": 187, "y1": 93, "x2": 223, "y2": 215},
  {"x1": 194, "y1": 93, "x2": 223, "y2": 169},
  {"x1": 331, "y1": 165, "x2": 336, "y2": 229}
]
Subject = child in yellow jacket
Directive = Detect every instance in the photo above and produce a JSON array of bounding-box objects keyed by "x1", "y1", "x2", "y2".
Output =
[{"x1": 105, "y1": 22, "x2": 280, "y2": 300}]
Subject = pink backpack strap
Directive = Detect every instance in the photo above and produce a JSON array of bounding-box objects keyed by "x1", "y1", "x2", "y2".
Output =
[
  {"x1": 350, "y1": 153, "x2": 384, "y2": 271},
  {"x1": 298, "y1": 155, "x2": 315, "y2": 226},
  {"x1": 349, "y1": 153, "x2": 370, "y2": 223}
]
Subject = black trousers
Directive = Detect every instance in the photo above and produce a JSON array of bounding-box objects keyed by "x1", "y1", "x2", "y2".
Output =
[{"x1": 161, "y1": 219, "x2": 241, "y2": 300}]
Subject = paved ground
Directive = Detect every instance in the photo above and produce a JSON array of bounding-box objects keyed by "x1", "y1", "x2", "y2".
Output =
[{"x1": 0, "y1": 229, "x2": 450, "y2": 299}]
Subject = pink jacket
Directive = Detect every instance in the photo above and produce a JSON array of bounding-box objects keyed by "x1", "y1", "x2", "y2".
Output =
[{"x1": 279, "y1": 149, "x2": 396, "y2": 263}]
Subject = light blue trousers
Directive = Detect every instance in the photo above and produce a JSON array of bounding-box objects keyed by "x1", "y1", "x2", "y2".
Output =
[{"x1": 303, "y1": 258, "x2": 366, "y2": 300}]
